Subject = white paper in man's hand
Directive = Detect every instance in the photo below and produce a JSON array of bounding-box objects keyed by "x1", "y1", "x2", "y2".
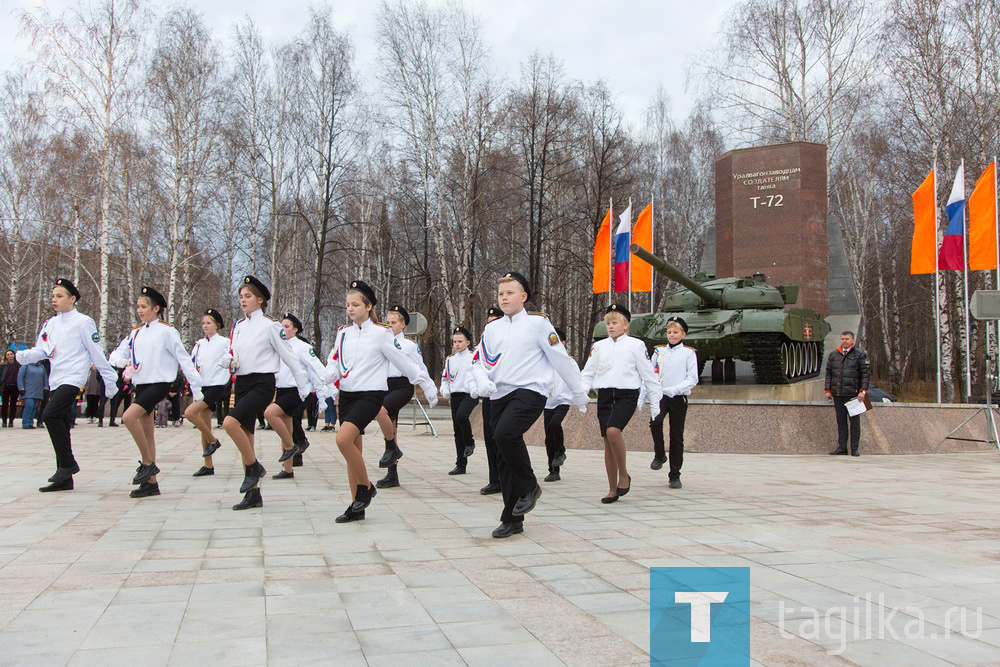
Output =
[{"x1": 844, "y1": 398, "x2": 867, "y2": 416}]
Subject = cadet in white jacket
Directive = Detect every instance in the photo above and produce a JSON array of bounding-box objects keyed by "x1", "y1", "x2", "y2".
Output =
[
  {"x1": 542, "y1": 327, "x2": 574, "y2": 483},
  {"x1": 374, "y1": 305, "x2": 439, "y2": 490},
  {"x1": 440, "y1": 326, "x2": 478, "y2": 476},
  {"x1": 17, "y1": 278, "x2": 117, "y2": 492},
  {"x1": 581, "y1": 304, "x2": 661, "y2": 504},
  {"x1": 185, "y1": 309, "x2": 231, "y2": 478},
  {"x1": 325, "y1": 281, "x2": 421, "y2": 524},
  {"x1": 109, "y1": 287, "x2": 204, "y2": 498}
]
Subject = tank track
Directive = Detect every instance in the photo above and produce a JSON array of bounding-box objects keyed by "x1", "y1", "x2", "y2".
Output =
[{"x1": 744, "y1": 333, "x2": 823, "y2": 384}]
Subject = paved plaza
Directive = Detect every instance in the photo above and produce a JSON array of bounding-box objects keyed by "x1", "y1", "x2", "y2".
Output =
[{"x1": 2, "y1": 417, "x2": 1000, "y2": 665}]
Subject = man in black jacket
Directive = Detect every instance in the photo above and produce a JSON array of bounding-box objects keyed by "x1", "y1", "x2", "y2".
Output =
[{"x1": 825, "y1": 331, "x2": 870, "y2": 456}]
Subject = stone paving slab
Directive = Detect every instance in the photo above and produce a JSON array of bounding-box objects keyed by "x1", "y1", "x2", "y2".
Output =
[{"x1": 1, "y1": 420, "x2": 1000, "y2": 665}]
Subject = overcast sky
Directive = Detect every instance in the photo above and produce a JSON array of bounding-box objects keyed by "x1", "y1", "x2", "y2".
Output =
[{"x1": 0, "y1": 0, "x2": 739, "y2": 127}]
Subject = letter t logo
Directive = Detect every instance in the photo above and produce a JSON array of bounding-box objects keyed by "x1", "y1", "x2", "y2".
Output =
[{"x1": 674, "y1": 591, "x2": 729, "y2": 642}]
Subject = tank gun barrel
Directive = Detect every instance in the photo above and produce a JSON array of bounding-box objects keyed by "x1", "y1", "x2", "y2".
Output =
[{"x1": 629, "y1": 244, "x2": 720, "y2": 306}]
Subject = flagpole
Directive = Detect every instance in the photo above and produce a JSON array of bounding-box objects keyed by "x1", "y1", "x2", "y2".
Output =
[
  {"x1": 935, "y1": 162, "x2": 942, "y2": 404},
  {"x1": 651, "y1": 191, "x2": 655, "y2": 313},
  {"x1": 994, "y1": 157, "x2": 999, "y2": 392},
  {"x1": 609, "y1": 198, "x2": 613, "y2": 307},
  {"x1": 628, "y1": 197, "x2": 633, "y2": 313},
  {"x1": 961, "y1": 159, "x2": 972, "y2": 400}
]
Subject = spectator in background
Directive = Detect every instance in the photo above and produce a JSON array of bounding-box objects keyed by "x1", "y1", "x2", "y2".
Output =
[
  {"x1": 2, "y1": 349, "x2": 21, "y2": 427},
  {"x1": 84, "y1": 366, "x2": 105, "y2": 425},
  {"x1": 17, "y1": 360, "x2": 48, "y2": 429},
  {"x1": 826, "y1": 331, "x2": 871, "y2": 457}
]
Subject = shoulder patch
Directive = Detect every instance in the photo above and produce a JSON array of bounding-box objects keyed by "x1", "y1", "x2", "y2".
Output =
[
  {"x1": 279, "y1": 329, "x2": 287, "y2": 339},
  {"x1": 393, "y1": 339, "x2": 402, "y2": 349},
  {"x1": 374, "y1": 322, "x2": 391, "y2": 329},
  {"x1": 527, "y1": 310, "x2": 549, "y2": 319},
  {"x1": 309, "y1": 348, "x2": 317, "y2": 357},
  {"x1": 264, "y1": 315, "x2": 277, "y2": 322},
  {"x1": 91, "y1": 332, "x2": 100, "y2": 343},
  {"x1": 548, "y1": 332, "x2": 559, "y2": 346}
]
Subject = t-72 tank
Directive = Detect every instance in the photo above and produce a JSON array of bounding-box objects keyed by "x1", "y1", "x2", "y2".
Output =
[{"x1": 593, "y1": 244, "x2": 832, "y2": 384}]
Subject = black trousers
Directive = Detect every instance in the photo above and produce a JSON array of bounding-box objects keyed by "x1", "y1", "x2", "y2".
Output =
[
  {"x1": 108, "y1": 389, "x2": 131, "y2": 422},
  {"x1": 650, "y1": 395, "x2": 688, "y2": 480},
  {"x1": 490, "y1": 389, "x2": 546, "y2": 524},
  {"x1": 482, "y1": 398, "x2": 499, "y2": 485},
  {"x1": 833, "y1": 396, "x2": 861, "y2": 451},
  {"x1": 42, "y1": 384, "x2": 81, "y2": 469},
  {"x1": 2, "y1": 385, "x2": 20, "y2": 424},
  {"x1": 215, "y1": 383, "x2": 231, "y2": 425},
  {"x1": 450, "y1": 392, "x2": 479, "y2": 467},
  {"x1": 304, "y1": 393, "x2": 319, "y2": 429},
  {"x1": 543, "y1": 404, "x2": 569, "y2": 472}
]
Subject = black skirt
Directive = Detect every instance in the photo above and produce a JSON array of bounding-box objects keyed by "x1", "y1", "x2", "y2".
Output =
[
  {"x1": 273, "y1": 386, "x2": 304, "y2": 416},
  {"x1": 229, "y1": 373, "x2": 276, "y2": 433},
  {"x1": 133, "y1": 382, "x2": 172, "y2": 414},
  {"x1": 201, "y1": 384, "x2": 229, "y2": 411},
  {"x1": 339, "y1": 390, "x2": 387, "y2": 434},
  {"x1": 383, "y1": 376, "x2": 414, "y2": 421},
  {"x1": 596, "y1": 388, "x2": 640, "y2": 436}
]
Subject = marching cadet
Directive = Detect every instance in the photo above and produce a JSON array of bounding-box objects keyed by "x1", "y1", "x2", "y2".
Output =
[
  {"x1": 542, "y1": 327, "x2": 573, "y2": 482},
  {"x1": 325, "y1": 280, "x2": 422, "y2": 523},
  {"x1": 266, "y1": 313, "x2": 327, "y2": 480},
  {"x1": 185, "y1": 309, "x2": 231, "y2": 477},
  {"x1": 581, "y1": 304, "x2": 661, "y2": 504},
  {"x1": 374, "y1": 305, "x2": 438, "y2": 489},
  {"x1": 470, "y1": 272, "x2": 588, "y2": 538},
  {"x1": 439, "y1": 326, "x2": 478, "y2": 476},
  {"x1": 109, "y1": 287, "x2": 204, "y2": 498},
  {"x1": 645, "y1": 316, "x2": 698, "y2": 488},
  {"x1": 17, "y1": 278, "x2": 118, "y2": 492},
  {"x1": 478, "y1": 306, "x2": 504, "y2": 495},
  {"x1": 220, "y1": 276, "x2": 310, "y2": 510}
]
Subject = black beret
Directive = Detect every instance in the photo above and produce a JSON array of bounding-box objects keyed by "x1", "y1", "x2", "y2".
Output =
[
  {"x1": 667, "y1": 315, "x2": 688, "y2": 333},
  {"x1": 242, "y1": 275, "x2": 271, "y2": 301},
  {"x1": 204, "y1": 308, "x2": 224, "y2": 329},
  {"x1": 606, "y1": 303, "x2": 631, "y2": 322},
  {"x1": 486, "y1": 306, "x2": 503, "y2": 320},
  {"x1": 282, "y1": 312, "x2": 303, "y2": 333},
  {"x1": 55, "y1": 278, "x2": 81, "y2": 301},
  {"x1": 452, "y1": 326, "x2": 472, "y2": 340},
  {"x1": 140, "y1": 286, "x2": 167, "y2": 311},
  {"x1": 389, "y1": 305, "x2": 410, "y2": 326},
  {"x1": 554, "y1": 327, "x2": 566, "y2": 342},
  {"x1": 501, "y1": 271, "x2": 531, "y2": 301},
  {"x1": 349, "y1": 280, "x2": 378, "y2": 307}
]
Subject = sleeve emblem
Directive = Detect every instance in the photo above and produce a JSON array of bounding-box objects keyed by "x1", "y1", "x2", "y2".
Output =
[{"x1": 548, "y1": 333, "x2": 559, "y2": 346}]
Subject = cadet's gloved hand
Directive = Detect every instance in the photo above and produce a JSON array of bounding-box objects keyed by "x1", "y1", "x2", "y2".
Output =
[
  {"x1": 440, "y1": 386, "x2": 450, "y2": 400},
  {"x1": 573, "y1": 392, "x2": 589, "y2": 414},
  {"x1": 477, "y1": 379, "x2": 497, "y2": 399},
  {"x1": 298, "y1": 386, "x2": 310, "y2": 402},
  {"x1": 428, "y1": 395, "x2": 439, "y2": 409},
  {"x1": 649, "y1": 402, "x2": 660, "y2": 421},
  {"x1": 219, "y1": 353, "x2": 234, "y2": 369},
  {"x1": 192, "y1": 390, "x2": 204, "y2": 403}
]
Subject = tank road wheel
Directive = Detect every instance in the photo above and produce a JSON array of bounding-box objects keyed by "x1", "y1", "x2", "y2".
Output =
[
  {"x1": 781, "y1": 342, "x2": 793, "y2": 379},
  {"x1": 745, "y1": 333, "x2": 790, "y2": 384}
]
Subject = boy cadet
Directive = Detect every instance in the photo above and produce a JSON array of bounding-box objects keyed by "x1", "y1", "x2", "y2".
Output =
[
  {"x1": 471, "y1": 272, "x2": 588, "y2": 538},
  {"x1": 645, "y1": 316, "x2": 698, "y2": 488}
]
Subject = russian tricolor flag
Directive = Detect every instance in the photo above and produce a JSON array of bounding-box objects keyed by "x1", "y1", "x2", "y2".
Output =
[
  {"x1": 939, "y1": 162, "x2": 966, "y2": 270},
  {"x1": 613, "y1": 202, "x2": 632, "y2": 292}
]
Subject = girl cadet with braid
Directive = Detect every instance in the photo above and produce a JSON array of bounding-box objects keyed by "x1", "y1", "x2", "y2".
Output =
[
  {"x1": 266, "y1": 312, "x2": 327, "y2": 480},
  {"x1": 186, "y1": 309, "x2": 231, "y2": 477},
  {"x1": 325, "y1": 280, "x2": 421, "y2": 523},
  {"x1": 374, "y1": 304, "x2": 438, "y2": 489},
  {"x1": 18, "y1": 278, "x2": 118, "y2": 492},
  {"x1": 439, "y1": 326, "x2": 478, "y2": 476},
  {"x1": 109, "y1": 287, "x2": 204, "y2": 498},
  {"x1": 220, "y1": 276, "x2": 309, "y2": 510}
]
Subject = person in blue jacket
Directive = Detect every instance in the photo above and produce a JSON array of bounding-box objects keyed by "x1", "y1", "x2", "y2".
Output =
[{"x1": 17, "y1": 361, "x2": 48, "y2": 429}]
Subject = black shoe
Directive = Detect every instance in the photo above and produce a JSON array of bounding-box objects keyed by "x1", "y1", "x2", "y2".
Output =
[
  {"x1": 292, "y1": 453, "x2": 304, "y2": 467},
  {"x1": 601, "y1": 495, "x2": 619, "y2": 504},
  {"x1": 650, "y1": 457, "x2": 666, "y2": 470},
  {"x1": 272, "y1": 470, "x2": 294, "y2": 479},
  {"x1": 552, "y1": 452, "x2": 566, "y2": 467},
  {"x1": 278, "y1": 445, "x2": 299, "y2": 463},
  {"x1": 297, "y1": 439, "x2": 310, "y2": 453},
  {"x1": 23, "y1": 425, "x2": 35, "y2": 429},
  {"x1": 851, "y1": 450, "x2": 860, "y2": 457},
  {"x1": 202, "y1": 440, "x2": 221, "y2": 458},
  {"x1": 108, "y1": 422, "x2": 119, "y2": 427},
  {"x1": 232, "y1": 488, "x2": 262, "y2": 510},
  {"x1": 669, "y1": 479, "x2": 682, "y2": 489},
  {"x1": 543, "y1": 471, "x2": 561, "y2": 482},
  {"x1": 492, "y1": 522, "x2": 523, "y2": 538},
  {"x1": 263, "y1": 424, "x2": 273, "y2": 430},
  {"x1": 240, "y1": 461, "x2": 266, "y2": 493},
  {"x1": 49, "y1": 463, "x2": 80, "y2": 483},
  {"x1": 379, "y1": 444, "x2": 403, "y2": 468},
  {"x1": 192, "y1": 466, "x2": 214, "y2": 477},
  {"x1": 98, "y1": 419, "x2": 103, "y2": 427},
  {"x1": 480, "y1": 483, "x2": 501, "y2": 495},
  {"x1": 448, "y1": 466, "x2": 466, "y2": 475},
  {"x1": 39, "y1": 478, "x2": 74, "y2": 492},
  {"x1": 512, "y1": 485, "x2": 542, "y2": 516},
  {"x1": 376, "y1": 467, "x2": 399, "y2": 488},
  {"x1": 321, "y1": 426, "x2": 333, "y2": 432},
  {"x1": 616, "y1": 475, "x2": 631, "y2": 497},
  {"x1": 350, "y1": 484, "x2": 377, "y2": 513},
  {"x1": 130, "y1": 481, "x2": 160, "y2": 498},
  {"x1": 132, "y1": 461, "x2": 160, "y2": 484},
  {"x1": 335, "y1": 506, "x2": 365, "y2": 523},
  {"x1": 463, "y1": 444, "x2": 475, "y2": 458},
  {"x1": 829, "y1": 448, "x2": 849, "y2": 455}
]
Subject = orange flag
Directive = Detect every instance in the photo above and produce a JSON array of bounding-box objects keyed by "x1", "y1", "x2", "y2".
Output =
[
  {"x1": 911, "y1": 170, "x2": 937, "y2": 275},
  {"x1": 969, "y1": 162, "x2": 997, "y2": 271},
  {"x1": 592, "y1": 205, "x2": 612, "y2": 293},
  {"x1": 631, "y1": 203, "x2": 653, "y2": 292}
]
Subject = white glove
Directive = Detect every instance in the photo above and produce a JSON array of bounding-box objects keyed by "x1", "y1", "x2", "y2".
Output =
[
  {"x1": 428, "y1": 395, "x2": 439, "y2": 409},
  {"x1": 15, "y1": 350, "x2": 26, "y2": 364},
  {"x1": 219, "y1": 353, "x2": 234, "y2": 369},
  {"x1": 573, "y1": 392, "x2": 589, "y2": 414},
  {"x1": 649, "y1": 402, "x2": 660, "y2": 421},
  {"x1": 104, "y1": 387, "x2": 116, "y2": 400},
  {"x1": 192, "y1": 390, "x2": 204, "y2": 403},
  {"x1": 440, "y1": 386, "x2": 450, "y2": 400},
  {"x1": 477, "y1": 379, "x2": 497, "y2": 398},
  {"x1": 108, "y1": 351, "x2": 128, "y2": 369},
  {"x1": 298, "y1": 387, "x2": 310, "y2": 401},
  {"x1": 663, "y1": 387, "x2": 676, "y2": 398}
]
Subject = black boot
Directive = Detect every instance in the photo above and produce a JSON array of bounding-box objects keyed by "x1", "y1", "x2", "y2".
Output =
[
  {"x1": 233, "y1": 487, "x2": 263, "y2": 510},
  {"x1": 292, "y1": 453, "x2": 304, "y2": 467},
  {"x1": 350, "y1": 484, "x2": 377, "y2": 513},
  {"x1": 130, "y1": 481, "x2": 160, "y2": 498},
  {"x1": 335, "y1": 505, "x2": 365, "y2": 523},
  {"x1": 240, "y1": 460, "x2": 266, "y2": 493},
  {"x1": 39, "y1": 477, "x2": 74, "y2": 493},
  {"x1": 376, "y1": 465, "x2": 399, "y2": 488},
  {"x1": 379, "y1": 439, "x2": 403, "y2": 468}
]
